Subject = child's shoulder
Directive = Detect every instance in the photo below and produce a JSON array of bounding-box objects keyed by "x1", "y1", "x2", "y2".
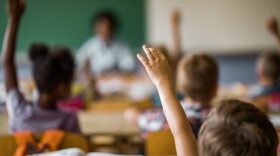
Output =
[
  {"x1": 248, "y1": 84, "x2": 280, "y2": 98},
  {"x1": 58, "y1": 109, "x2": 77, "y2": 117}
]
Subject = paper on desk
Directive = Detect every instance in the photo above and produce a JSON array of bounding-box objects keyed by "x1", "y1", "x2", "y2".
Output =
[
  {"x1": 88, "y1": 153, "x2": 141, "y2": 156},
  {"x1": 96, "y1": 77, "x2": 155, "y2": 100},
  {"x1": 33, "y1": 148, "x2": 142, "y2": 156},
  {"x1": 32, "y1": 148, "x2": 85, "y2": 156}
]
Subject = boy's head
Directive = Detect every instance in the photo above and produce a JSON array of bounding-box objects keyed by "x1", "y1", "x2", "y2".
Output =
[
  {"x1": 256, "y1": 52, "x2": 280, "y2": 85},
  {"x1": 92, "y1": 11, "x2": 117, "y2": 42},
  {"x1": 29, "y1": 44, "x2": 75, "y2": 100},
  {"x1": 177, "y1": 53, "x2": 218, "y2": 103},
  {"x1": 199, "y1": 99, "x2": 278, "y2": 156}
]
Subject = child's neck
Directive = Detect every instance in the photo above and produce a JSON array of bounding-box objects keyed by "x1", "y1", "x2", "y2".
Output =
[
  {"x1": 38, "y1": 93, "x2": 57, "y2": 110},
  {"x1": 259, "y1": 78, "x2": 276, "y2": 87}
]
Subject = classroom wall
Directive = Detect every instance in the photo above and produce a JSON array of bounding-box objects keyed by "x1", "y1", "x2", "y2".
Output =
[
  {"x1": 0, "y1": 0, "x2": 146, "y2": 53},
  {"x1": 0, "y1": 0, "x2": 276, "y2": 84},
  {"x1": 147, "y1": 0, "x2": 280, "y2": 53}
]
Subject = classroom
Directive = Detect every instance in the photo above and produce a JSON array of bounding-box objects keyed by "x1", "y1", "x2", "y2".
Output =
[{"x1": 0, "y1": 0, "x2": 280, "y2": 156}]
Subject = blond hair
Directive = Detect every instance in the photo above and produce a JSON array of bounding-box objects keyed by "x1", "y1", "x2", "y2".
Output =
[
  {"x1": 258, "y1": 52, "x2": 280, "y2": 83},
  {"x1": 177, "y1": 53, "x2": 218, "y2": 102}
]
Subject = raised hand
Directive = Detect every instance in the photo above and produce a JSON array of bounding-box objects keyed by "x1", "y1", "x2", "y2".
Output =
[
  {"x1": 7, "y1": 0, "x2": 25, "y2": 22},
  {"x1": 138, "y1": 45, "x2": 198, "y2": 156},
  {"x1": 2, "y1": 0, "x2": 25, "y2": 92},
  {"x1": 137, "y1": 45, "x2": 172, "y2": 87},
  {"x1": 171, "y1": 10, "x2": 181, "y2": 28},
  {"x1": 266, "y1": 17, "x2": 279, "y2": 37},
  {"x1": 170, "y1": 9, "x2": 182, "y2": 68}
]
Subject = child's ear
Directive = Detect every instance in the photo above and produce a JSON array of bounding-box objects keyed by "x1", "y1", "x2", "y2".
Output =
[
  {"x1": 176, "y1": 81, "x2": 184, "y2": 95},
  {"x1": 255, "y1": 65, "x2": 264, "y2": 81},
  {"x1": 256, "y1": 60, "x2": 264, "y2": 80},
  {"x1": 211, "y1": 85, "x2": 218, "y2": 99},
  {"x1": 256, "y1": 71, "x2": 262, "y2": 80}
]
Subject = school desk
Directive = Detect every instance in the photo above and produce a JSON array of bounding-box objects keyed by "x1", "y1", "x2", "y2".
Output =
[
  {"x1": 79, "y1": 99, "x2": 145, "y2": 153},
  {"x1": 79, "y1": 107, "x2": 140, "y2": 135}
]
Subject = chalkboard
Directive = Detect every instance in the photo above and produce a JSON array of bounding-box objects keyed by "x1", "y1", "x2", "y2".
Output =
[{"x1": 0, "y1": 0, "x2": 146, "y2": 52}]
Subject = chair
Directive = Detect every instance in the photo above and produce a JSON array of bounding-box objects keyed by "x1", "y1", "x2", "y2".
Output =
[
  {"x1": 0, "y1": 132, "x2": 89, "y2": 156},
  {"x1": 145, "y1": 130, "x2": 176, "y2": 156},
  {"x1": 253, "y1": 92, "x2": 280, "y2": 113}
]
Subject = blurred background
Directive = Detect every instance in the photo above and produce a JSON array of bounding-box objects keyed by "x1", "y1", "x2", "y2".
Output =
[
  {"x1": 0, "y1": 0, "x2": 279, "y2": 84},
  {"x1": 0, "y1": 0, "x2": 280, "y2": 155}
]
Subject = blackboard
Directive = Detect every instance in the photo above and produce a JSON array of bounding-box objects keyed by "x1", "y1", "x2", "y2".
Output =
[{"x1": 0, "y1": 0, "x2": 146, "y2": 52}]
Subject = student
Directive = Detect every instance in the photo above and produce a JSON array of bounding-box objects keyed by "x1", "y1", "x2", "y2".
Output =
[
  {"x1": 76, "y1": 11, "x2": 136, "y2": 76},
  {"x1": 138, "y1": 45, "x2": 278, "y2": 156},
  {"x1": 126, "y1": 12, "x2": 217, "y2": 137},
  {"x1": 2, "y1": 0, "x2": 80, "y2": 133},
  {"x1": 248, "y1": 52, "x2": 280, "y2": 98},
  {"x1": 136, "y1": 50, "x2": 218, "y2": 138},
  {"x1": 248, "y1": 18, "x2": 280, "y2": 99}
]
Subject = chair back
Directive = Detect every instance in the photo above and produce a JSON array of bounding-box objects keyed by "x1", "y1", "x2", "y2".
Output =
[
  {"x1": 145, "y1": 130, "x2": 176, "y2": 156},
  {"x1": 0, "y1": 132, "x2": 89, "y2": 156}
]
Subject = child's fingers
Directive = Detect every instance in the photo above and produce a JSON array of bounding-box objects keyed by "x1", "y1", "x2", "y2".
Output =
[
  {"x1": 20, "y1": 0, "x2": 25, "y2": 7},
  {"x1": 137, "y1": 54, "x2": 149, "y2": 68},
  {"x1": 21, "y1": 0, "x2": 26, "y2": 11},
  {"x1": 9, "y1": 0, "x2": 14, "y2": 5},
  {"x1": 157, "y1": 50, "x2": 166, "y2": 59},
  {"x1": 9, "y1": 0, "x2": 18, "y2": 9},
  {"x1": 143, "y1": 45, "x2": 155, "y2": 61},
  {"x1": 149, "y1": 48, "x2": 160, "y2": 59},
  {"x1": 12, "y1": 0, "x2": 18, "y2": 5}
]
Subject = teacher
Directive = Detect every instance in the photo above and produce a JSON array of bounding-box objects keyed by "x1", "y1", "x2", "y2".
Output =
[{"x1": 76, "y1": 11, "x2": 136, "y2": 76}]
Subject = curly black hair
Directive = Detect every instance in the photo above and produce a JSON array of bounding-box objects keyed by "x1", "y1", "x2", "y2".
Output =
[
  {"x1": 92, "y1": 11, "x2": 118, "y2": 31},
  {"x1": 29, "y1": 43, "x2": 75, "y2": 93}
]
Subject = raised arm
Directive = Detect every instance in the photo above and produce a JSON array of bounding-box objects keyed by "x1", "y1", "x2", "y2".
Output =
[
  {"x1": 266, "y1": 17, "x2": 280, "y2": 50},
  {"x1": 137, "y1": 45, "x2": 198, "y2": 156},
  {"x1": 170, "y1": 10, "x2": 182, "y2": 64},
  {"x1": 2, "y1": 0, "x2": 25, "y2": 92}
]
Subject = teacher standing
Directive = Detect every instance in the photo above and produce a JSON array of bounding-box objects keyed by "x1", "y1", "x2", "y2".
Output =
[{"x1": 77, "y1": 11, "x2": 136, "y2": 76}]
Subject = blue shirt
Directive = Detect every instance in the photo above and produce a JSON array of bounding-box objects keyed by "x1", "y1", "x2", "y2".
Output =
[{"x1": 248, "y1": 83, "x2": 280, "y2": 98}]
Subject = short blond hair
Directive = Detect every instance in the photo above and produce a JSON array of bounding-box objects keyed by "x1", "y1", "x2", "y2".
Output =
[
  {"x1": 257, "y1": 52, "x2": 280, "y2": 83},
  {"x1": 177, "y1": 53, "x2": 218, "y2": 101}
]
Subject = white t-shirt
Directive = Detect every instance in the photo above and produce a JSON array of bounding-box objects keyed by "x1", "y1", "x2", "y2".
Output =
[{"x1": 76, "y1": 37, "x2": 136, "y2": 75}]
